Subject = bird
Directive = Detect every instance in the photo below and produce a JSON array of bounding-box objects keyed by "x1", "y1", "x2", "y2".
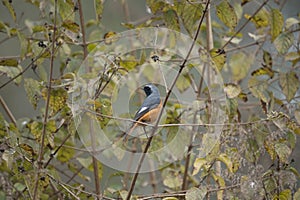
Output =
[{"x1": 124, "y1": 84, "x2": 162, "y2": 141}]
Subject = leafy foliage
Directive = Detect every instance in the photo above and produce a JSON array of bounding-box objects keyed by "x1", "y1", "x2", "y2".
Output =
[{"x1": 0, "y1": 0, "x2": 299, "y2": 200}]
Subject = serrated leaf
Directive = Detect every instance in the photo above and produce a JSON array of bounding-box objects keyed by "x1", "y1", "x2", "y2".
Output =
[
  {"x1": 275, "y1": 143, "x2": 291, "y2": 163},
  {"x1": 103, "y1": 31, "x2": 119, "y2": 45},
  {"x1": 270, "y1": 9, "x2": 283, "y2": 41},
  {"x1": 217, "y1": 153, "x2": 237, "y2": 173},
  {"x1": 285, "y1": 51, "x2": 300, "y2": 66},
  {"x1": 57, "y1": 141, "x2": 75, "y2": 163},
  {"x1": 0, "y1": 58, "x2": 18, "y2": 67},
  {"x1": 14, "y1": 183, "x2": 26, "y2": 192},
  {"x1": 238, "y1": 92, "x2": 248, "y2": 102},
  {"x1": 210, "y1": 49, "x2": 226, "y2": 71},
  {"x1": 273, "y1": 189, "x2": 291, "y2": 200},
  {"x1": 163, "y1": 9, "x2": 180, "y2": 31},
  {"x1": 251, "y1": 67, "x2": 274, "y2": 78},
  {"x1": 163, "y1": 175, "x2": 182, "y2": 189},
  {"x1": 176, "y1": 73, "x2": 191, "y2": 92},
  {"x1": 77, "y1": 157, "x2": 92, "y2": 169},
  {"x1": 295, "y1": 188, "x2": 300, "y2": 200},
  {"x1": 264, "y1": 139, "x2": 276, "y2": 160},
  {"x1": 245, "y1": 8, "x2": 269, "y2": 28},
  {"x1": 248, "y1": 76, "x2": 269, "y2": 102},
  {"x1": 58, "y1": 0, "x2": 75, "y2": 21},
  {"x1": 175, "y1": 1, "x2": 203, "y2": 35},
  {"x1": 230, "y1": 52, "x2": 253, "y2": 81},
  {"x1": 24, "y1": 78, "x2": 41, "y2": 109},
  {"x1": 17, "y1": 31, "x2": 28, "y2": 58},
  {"x1": 2, "y1": 0, "x2": 16, "y2": 22},
  {"x1": 216, "y1": 1, "x2": 237, "y2": 29},
  {"x1": 279, "y1": 72, "x2": 299, "y2": 102},
  {"x1": 274, "y1": 32, "x2": 294, "y2": 54},
  {"x1": 224, "y1": 83, "x2": 241, "y2": 99},
  {"x1": 19, "y1": 143, "x2": 36, "y2": 156},
  {"x1": 146, "y1": 0, "x2": 168, "y2": 14},
  {"x1": 192, "y1": 158, "x2": 207, "y2": 175},
  {"x1": 119, "y1": 56, "x2": 138, "y2": 70},
  {"x1": 94, "y1": 0, "x2": 103, "y2": 21},
  {"x1": 186, "y1": 187, "x2": 207, "y2": 200},
  {"x1": 285, "y1": 17, "x2": 299, "y2": 29},
  {"x1": 263, "y1": 50, "x2": 272, "y2": 68},
  {"x1": 0, "y1": 65, "x2": 22, "y2": 85},
  {"x1": 62, "y1": 20, "x2": 80, "y2": 32}
]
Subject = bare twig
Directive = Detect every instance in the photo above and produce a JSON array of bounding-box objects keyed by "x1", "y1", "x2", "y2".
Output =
[
  {"x1": 33, "y1": 0, "x2": 58, "y2": 199},
  {"x1": 0, "y1": 95, "x2": 16, "y2": 125},
  {"x1": 220, "y1": 0, "x2": 270, "y2": 50},
  {"x1": 77, "y1": 0, "x2": 88, "y2": 59},
  {"x1": 125, "y1": 1, "x2": 211, "y2": 199},
  {"x1": 77, "y1": 0, "x2": 102, "y2": 198}
]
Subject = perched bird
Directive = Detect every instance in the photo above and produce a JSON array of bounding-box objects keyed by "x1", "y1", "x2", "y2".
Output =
[{"x1": 124, "y1": 84, "x2": 162, "y2": 141}]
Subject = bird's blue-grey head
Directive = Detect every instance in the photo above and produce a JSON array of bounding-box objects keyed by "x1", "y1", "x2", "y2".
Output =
[{"x1": 143, "y1": 84, "x2": 160, "y2": 97}]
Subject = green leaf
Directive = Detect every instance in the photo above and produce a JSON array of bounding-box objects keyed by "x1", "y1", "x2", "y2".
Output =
[
  {"x1": 245, "y1": 8, "x2": 269, "y2": 28},
  {"x1": 0, "y1": 65, "x2": 22, "y2": 85},
  {"x1": 94, "y1": 0, "x2": 104, "y2": 21},
  {"x1": 217, "y1": 153, "x2": 237, "y2": 173},
  {"x1": 216, "y1": 0, "x2": 237, "y2": 29},
  {"x1": 2, "y1": 0, "x2": 16, "y2": 22},
  {"x1": 58, "y1": 0, "x2": 75, "y2": 21},
  {"x1": 62, "y1": 20, "x2": 80, "y2": 32},
  {"x1": 57, "y1": 141, "x2": 75, "y2": 163},
  {"x1": 210, "y1": 49, "x2": 226, "y2": 71},
  {"x1": 294, "y1": 188, "x2": 300, "y2": 200},
  {"x1": 0, "y1": 58, "x2": 18, "y2": 67},
  {"x1": 175, "y1": 1, "x2": 203, "y2": 35},
  {"x1": 146, "y1": 0, "x2": 168, "y2": 14},
  {"x1": 251, "y1": 67, "x2": 274, "y2": 78},
  {"x1": 163, "y1": 9, "x2": 180, "y2": 31},
  {"x1": 230, "y1": 52, "x2": 253, "y2": 81},
  {"x1": 17, "y1": 31, "x2": 28, "y2": 58},
  {"x1": 285, "y1": 17, "x2": 299, "y2": 29},
  {"x1": 273, "y1": 189, "x2": 291, "y2": 200},
  {"x1": 274, "y1": 32, "x2": 294, "y2": 54},
  {"x1": 263, "y1": 50, "x2": 272, "y2": 68},
  {"x1": 176, "y1": 73, "x2": 191, "y2": 92},
  {"x1": 279, "y1": 72, "x2": 299, "y2": 102},
  {"x1": 24, "y1": 78, "x2": 41, "y2": 109},
  {"x1": 270, "y1": 9, "x2": 283, "y2": 41},
  {"x1": 248, "y1": 76, "x2": 269, "y2": 102},
  {"x1": 275, "y1": 143, "x2": 291, "y2": 163},
  {"x1": 192, "y1": 158, "x2": 207, "y2": 175},
  {"x1": 162, "y1": 198, "x2": 179, "y2": 200},
  {"x1": 186, "y1": 187, "x2": 207, "y2": 200},
  {"x1": 14, "y1": 182, "x2": 26, "y2": 192},
  {"x1": 224, "y1": 83, "x2": 241, "y2": 99}
]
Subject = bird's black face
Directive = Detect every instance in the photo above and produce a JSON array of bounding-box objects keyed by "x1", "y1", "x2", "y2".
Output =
[{"x1": 143, "y1": 85, "x2": 152, "y2": 96}]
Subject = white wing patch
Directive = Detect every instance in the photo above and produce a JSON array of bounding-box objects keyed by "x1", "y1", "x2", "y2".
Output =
[{"x1": 137, "y1": 106, "x2": 148, "y2": 114}]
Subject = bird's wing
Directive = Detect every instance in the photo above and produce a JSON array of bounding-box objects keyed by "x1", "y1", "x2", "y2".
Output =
[{"x1": 133, "y1": 95, "x2": 160, "y2": 121}]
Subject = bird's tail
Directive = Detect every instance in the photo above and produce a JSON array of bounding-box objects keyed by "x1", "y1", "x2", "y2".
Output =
[{"x1": 123, "y1": 122, "x2": 138, "y2": 142}]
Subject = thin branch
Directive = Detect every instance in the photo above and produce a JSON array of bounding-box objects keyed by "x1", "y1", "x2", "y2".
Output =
[
  {"x1": 33, "y1": 0, "x2": 58, "y2": 199},
  {"x1": 0, "y1": 95, "x2": 16, "y2": 125},
  {"x1": 77, "y1": 0, "x2": 88, "y2": 59},
  {"x1": 220, "y1": 0, "x2": 270, "y2": 50},
  {"x1": 125, "y1": 1, "x2": 211, "y2": 199},
  {"x1": 77, "y1": 0, "x2": 102, "y2": 197},
  {"x1": 43, "y1": 133, "x2": 72, "y2": 168}
]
